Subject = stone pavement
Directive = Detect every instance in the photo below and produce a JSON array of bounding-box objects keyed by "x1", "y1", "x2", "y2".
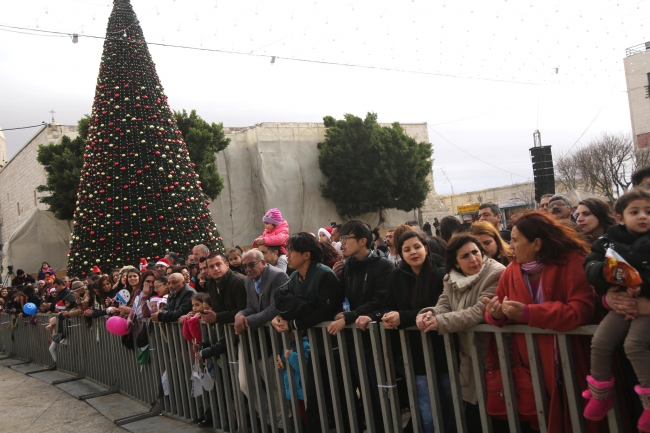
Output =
[
  {"x1": 0, "y1": 363, "x2": 126, "y2": 433},
  {"x1": 0, "y1": 359, "x2": 206, "y2": 433}
]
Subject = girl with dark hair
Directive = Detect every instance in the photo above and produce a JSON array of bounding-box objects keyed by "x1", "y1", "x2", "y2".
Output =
[
  {"x1": 484, "y1": 211, "x2": 597, "y2": 433},
  {"x1": 575, "y1": 198, "x2": 617, "y2": 243},
  {"x1": 416, "y1": 234, "x2": 506, "y2": 431},
  {"x1": 377, "y1": 231, "x2": 454, "y2": 433},
  {"x1": 38, "y1": 262, "x2": 55, "y2": 281},
  {"x1": 319, "y1": 240, "x2": 340, "y2": 269},
  {"x1": 110, "y1": 268, "x2": 121, "y2": 285}
]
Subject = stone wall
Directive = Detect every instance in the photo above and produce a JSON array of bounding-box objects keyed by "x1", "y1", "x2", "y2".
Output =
[
  {"x1": 624, "y1": 49, "x2": 650, "y2": 148},
  {"x1": 0, "y1": 121, "x2": 447, "y2": 251},
  {"x1": 0, "y1": 123, "x2": 78, "y2": 246}
]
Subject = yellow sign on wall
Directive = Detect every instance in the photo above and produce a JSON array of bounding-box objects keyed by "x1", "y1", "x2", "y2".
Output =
[{"x1": 457, "y1": 203, "x2": 480, "y2": 214}]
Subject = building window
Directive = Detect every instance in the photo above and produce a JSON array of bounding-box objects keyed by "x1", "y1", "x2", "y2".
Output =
[{"x1": 17, "y1": 202, "x2": 20, "y2": 215}]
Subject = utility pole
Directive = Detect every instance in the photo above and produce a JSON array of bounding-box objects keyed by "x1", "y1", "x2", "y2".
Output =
[{"x1": 440, "y1": 168, "x2": 455, "y2": 215}]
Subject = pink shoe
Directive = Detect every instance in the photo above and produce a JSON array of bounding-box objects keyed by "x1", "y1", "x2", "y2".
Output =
[
  {"x1": 583, "y1": 375, "x2": 615, "y2": 421},
  {"x1": 635, "y1": 385, "x2": 650, "y2": 432}
]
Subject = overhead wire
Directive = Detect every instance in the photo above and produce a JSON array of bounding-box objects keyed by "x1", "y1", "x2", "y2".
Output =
[
  {"x1": 428, "y1": 125, "x2": 530, "y2": 180},
  {"x1": 0, "y1": 23, "x2": 539, "y2": 86}
]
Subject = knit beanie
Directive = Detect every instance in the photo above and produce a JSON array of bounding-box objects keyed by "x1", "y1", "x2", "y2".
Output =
[
  {"x1": 318, "y1": 227, "x2": 333, "y2": 240},
  {"x1": 262, "y1": 208, "x2": 283, "y2": 226}
]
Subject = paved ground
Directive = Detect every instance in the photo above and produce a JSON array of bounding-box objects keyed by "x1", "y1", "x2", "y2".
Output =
[{"x1": 0, "y1": 363, "x2": 126, "y2": 433}]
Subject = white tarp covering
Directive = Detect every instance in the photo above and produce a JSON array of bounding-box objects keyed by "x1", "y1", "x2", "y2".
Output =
[
  {"x1": 210, "y1": 123, "x2": 444, "y2": 247},
  {"x1": 2, "y1": 210, "x2": 72, "y2": 275}
]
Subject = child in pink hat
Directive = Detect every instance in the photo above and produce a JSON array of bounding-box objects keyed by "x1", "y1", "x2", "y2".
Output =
[{"x1": 253, "y1": 208, "x2": 289, "y2": 254}]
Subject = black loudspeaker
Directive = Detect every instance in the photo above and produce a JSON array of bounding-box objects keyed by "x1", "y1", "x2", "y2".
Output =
[{"x1": 529, "y1": 146, "x2": 555, "y2": 203}]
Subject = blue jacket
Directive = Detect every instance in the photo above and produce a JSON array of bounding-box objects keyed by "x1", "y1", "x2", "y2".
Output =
[{"x1": 280, "y1": 337, "x2": 310, "y2": 401}]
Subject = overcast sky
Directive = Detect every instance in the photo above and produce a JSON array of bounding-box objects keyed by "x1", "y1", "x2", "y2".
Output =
[{"x1": 0, "y1": 0, "x2": 645, "y2": 194}]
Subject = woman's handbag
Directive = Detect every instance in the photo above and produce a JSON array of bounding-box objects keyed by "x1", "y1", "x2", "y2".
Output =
[{"x1": 485, "y1": 335, "x2": 537, "y2": 418}]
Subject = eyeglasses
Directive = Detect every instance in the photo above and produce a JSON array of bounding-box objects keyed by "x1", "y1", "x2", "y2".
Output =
[
  {"x1": 154, "y1": 284, "x2": 165, "y2": 289},
  {"x1": 244, "y1": 260, "x2": 261, "y2": 269},
  {"x1": 340, "y1": 235, "x2": 357, "y2": 244},
  {"x1": 549, "y1": 202, "x2": 567, "y2": 209}
]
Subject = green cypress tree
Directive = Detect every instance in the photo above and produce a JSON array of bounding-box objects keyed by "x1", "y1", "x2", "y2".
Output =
[{"x1": 68, "y1": 0, "x2": 224, "y2": 276}]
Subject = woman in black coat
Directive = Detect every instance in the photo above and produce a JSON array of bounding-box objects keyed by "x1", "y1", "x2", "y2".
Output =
[{"x1": 380, "y1": 231, "x2": 454, "y2": 433}]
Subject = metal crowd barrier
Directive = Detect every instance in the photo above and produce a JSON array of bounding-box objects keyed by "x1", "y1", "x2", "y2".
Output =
[{"x1": 0, "y1": 312, "x2": 624, "y2": 433}]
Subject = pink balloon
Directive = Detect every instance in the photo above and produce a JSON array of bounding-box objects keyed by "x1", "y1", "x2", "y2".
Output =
[{"x1": 106, "y1": 316, "x2": 129, "y2": 336}]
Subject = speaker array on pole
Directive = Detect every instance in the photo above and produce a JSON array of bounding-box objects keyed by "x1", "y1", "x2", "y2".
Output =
[{"x1": 529, "y1": 145, "x2": 555, "y2": 203}]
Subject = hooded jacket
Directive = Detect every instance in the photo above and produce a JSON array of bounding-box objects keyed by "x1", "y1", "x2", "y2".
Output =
[
  {"x1": 341, "y1": 250, "x2": 394, "y2": 325},
  {"x1": 254, "y1": 220, "x2": 290, "y2": 250},
  {"x1": 419, "y1": 256, "x2": 505, "y2": 404}
]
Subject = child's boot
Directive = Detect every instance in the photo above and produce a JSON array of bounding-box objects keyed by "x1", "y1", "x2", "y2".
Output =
[
  {"x1": 582, "y1": 375, "x2": 615, "y2": 421},
  {"x1": 635, "y1": 385, "x2": 650, "y2": 432}
]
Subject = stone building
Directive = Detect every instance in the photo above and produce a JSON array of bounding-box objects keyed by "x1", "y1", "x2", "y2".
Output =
[
  {"x1": 0, "y1": 121, "x2": 447, "y2": 268},
  {"x1": 624, "y1": 42, "x2": 650, "y2": 148},
  {"x1": 0, "y1": 123, "x2": 78, "y2": 247},
  {"x1": 440, "y1": 181, "x2": 607, "y2": 224},
  {"x1": 0, "y1": 128, "x2": 6, "y2": 169}
]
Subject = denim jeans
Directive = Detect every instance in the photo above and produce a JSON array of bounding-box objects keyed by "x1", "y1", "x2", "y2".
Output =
[{"x1": 415, "y1": 373, "x2": 457, "y2": 433}]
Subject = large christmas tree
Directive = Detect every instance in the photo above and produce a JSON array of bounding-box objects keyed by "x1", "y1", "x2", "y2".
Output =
[{"x1": 68, "y1": 0, "x2": 224, "y2": 276}]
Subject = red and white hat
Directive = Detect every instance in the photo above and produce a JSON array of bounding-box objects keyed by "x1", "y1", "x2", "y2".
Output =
[
  {"x1": 139, "y1": 258, "x2": 148, "y2": 272},
  {"x1": 55, "y1": 300, "x2": 66, "y2": 310},
  {"x1": 318, "y1": 227, "x2": 333, "y2": 240},
  {"x1": 155, "y1": 258, "x2": 171, "y2": 268}
]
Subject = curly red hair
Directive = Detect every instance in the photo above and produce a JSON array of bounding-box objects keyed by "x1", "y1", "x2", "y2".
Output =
[{"x1": 512, "y1": 211, "x2": 590, "y2": 264}]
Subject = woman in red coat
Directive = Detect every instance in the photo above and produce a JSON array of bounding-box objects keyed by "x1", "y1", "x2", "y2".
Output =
[{"x1": 484, "y1": 211, "x2": 603, "y2": 433}]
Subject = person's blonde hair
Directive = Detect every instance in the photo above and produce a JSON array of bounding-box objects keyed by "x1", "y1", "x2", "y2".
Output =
[{"x1": 469, "y1": 221, "x2": 512, "y2": 261}]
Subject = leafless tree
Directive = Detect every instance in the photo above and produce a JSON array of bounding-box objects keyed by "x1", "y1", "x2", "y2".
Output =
[
  {"x1": 555, "y1": 151, "x2": 580, "y2": 192},
  {"x1": 554, "y1": 132, "x2": 644, "y2": 202}
]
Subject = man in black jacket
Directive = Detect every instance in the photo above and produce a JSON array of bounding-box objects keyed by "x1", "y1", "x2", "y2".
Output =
[
  {"x1": 43, "y1": 279, "x2": 70, "y2": 313},
  {"x1": 328, "y1": 220, "x2": 393, "y2": 433},
  {"x1": 271, "y1": 233, "x2": 345, "y2": 433},
  {"x1": 152, "y1": 273, "x2": 193, "y2": 322},
  {"x1": 199, "y1": 252, "x2": 246, "y2": 325}
]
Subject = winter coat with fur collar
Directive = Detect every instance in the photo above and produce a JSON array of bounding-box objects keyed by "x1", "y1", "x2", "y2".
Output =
[{"x1": 419, "y1": 256, "x2": 505, "y2": 404}]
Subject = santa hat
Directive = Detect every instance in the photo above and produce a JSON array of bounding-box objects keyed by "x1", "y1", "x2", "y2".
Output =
[
  {"x1": 55, "y1": 300, "x2": 66, "y2": 310},
  {"x1": 156, "y1": 258, "x2": 171, "y2": 268},
  {"x1": 139, "y1": 258, "x2": 148, "y2": 272},
  {"x1": 49, "y1": 288, "x2": 56, "y2": 294},
  {"x1": 91, "y1": 266, "x2": 101, "y2": 274},
  {"x1": 318, "y1": 227, "x2": 333, "y2": 240},
  {"x1": 262, "y1": 208, "x2": 283, "y2": 226},
  {"x1": 159, "y1": 295, "x2": 168, "y2": 305},
  {"x1": 150, "y1": 296, "x2": 162, "y2": 303}
]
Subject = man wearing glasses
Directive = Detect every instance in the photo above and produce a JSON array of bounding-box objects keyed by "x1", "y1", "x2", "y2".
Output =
[
  {"x1": 548, "y1": 194, "x2": 575, "y2": 222},
  {"x1": 328, "y1": 219, "x2": 393, "y2": 433},
  {"x1": 234, "y1": 249, "x2": 290, "y2": 427},
  {"x1": 151, "y1": 273, "x2": 193, "y2": 323}
]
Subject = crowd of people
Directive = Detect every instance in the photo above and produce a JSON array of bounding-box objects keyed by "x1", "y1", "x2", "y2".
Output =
[{"x1": 3, "y1": 167, "x2": 650, "y2": 432}]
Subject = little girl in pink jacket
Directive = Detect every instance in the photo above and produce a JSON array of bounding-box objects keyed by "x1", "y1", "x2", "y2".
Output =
[{"x1": 253, "y1": 208, "x2": 289, "y2": 254}]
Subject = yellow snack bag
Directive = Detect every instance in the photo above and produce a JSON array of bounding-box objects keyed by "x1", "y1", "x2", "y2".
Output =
[{"x1": 604, "y1": 248, "x2": 643, "y2": 288}]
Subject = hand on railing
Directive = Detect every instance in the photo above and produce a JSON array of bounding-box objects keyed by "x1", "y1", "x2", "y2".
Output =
[
  {"x1": 272, "y1": 315, "x2": 289, "y2": 332},
  {"x1": 381, "y1": 311, "x2": 400, "y2": 329},
  {"x1": 327, "y1": 318, "x2": 345, "y2": 335},
  {"x1": 415, "y1": 312, "x2": 439, "y2": 332},
  {"x1": 355, "y1": 315, "x2": 373, "y2": 331},
  {"x1": 484, "y1": 295, "x2": 504, "y2": 320},
  {"x1": 234, "y1": 313, "x2": 248, "y2": 335}
]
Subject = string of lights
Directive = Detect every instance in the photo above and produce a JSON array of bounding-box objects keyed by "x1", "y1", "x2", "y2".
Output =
[{"x1": 0, "y1": 23, "x2": 539, "y2": 86}]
